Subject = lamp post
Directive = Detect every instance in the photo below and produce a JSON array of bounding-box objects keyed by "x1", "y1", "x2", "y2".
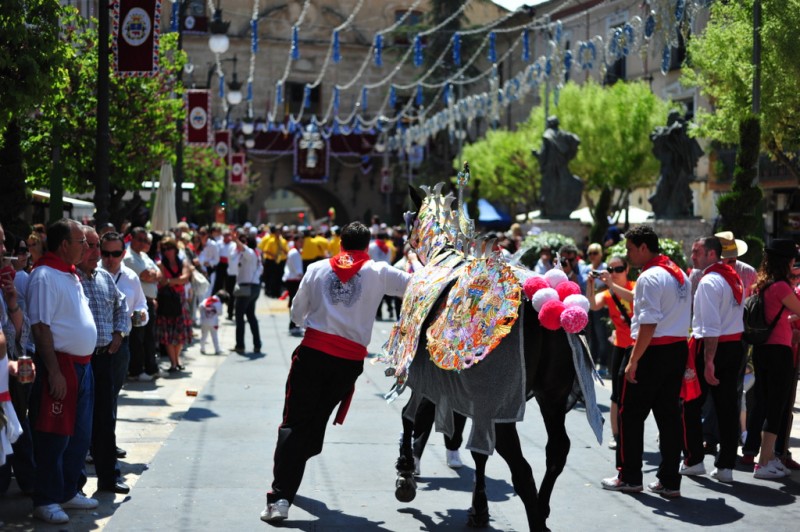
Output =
[
  {"x1": 174, "y1": 1, "x2": 231, "y2": 221},
  {"x1": 95, "y1": 1, "x2": 111, "y2": 225}
]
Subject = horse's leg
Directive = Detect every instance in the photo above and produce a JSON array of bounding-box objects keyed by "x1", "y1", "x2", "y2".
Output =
[
  {"x1": 395, "y1": 401, "x2": 417, "y2": 502},
  {"x1": 467, "y1": 451, "x2": 490, "y2": 528},
  {"x1": 535, "y1": 398, "x2": 570, "y2": 531},
  {"x1": 493, "y1": 422, "x2": 543, "y2": 531}
]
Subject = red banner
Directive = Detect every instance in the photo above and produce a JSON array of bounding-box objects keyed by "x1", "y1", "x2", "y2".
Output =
[
  {"x1": 214, "y1": 130, "x2": 231, "y2": 166},
  {"x1": 186, "y1": 90, "x2": 211, "y2": 145},
  {"x1": 230, "y1": 153, "x2": 246, "y2": 185},
  {"x1": 112, "y1": 0, "x2": 162, "y2": 77}
]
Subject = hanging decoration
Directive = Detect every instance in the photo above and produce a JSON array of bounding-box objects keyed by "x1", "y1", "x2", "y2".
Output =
[
  {"x1": 361, "y1": 87, "x2": 368, "y2": 113},
  {"x1": 488, "y1": 31, "x2": 497, "y2": 63},
  {"x1": 452, "y1": 32, "x2": 461, "y2": 66},
  {"x1": 522, "y1": 29, "x2": 530, "y2": 62},
  {"x1": 112, "y1": 0, "x2": 162, "y2": 78},
  {"x1": 413, "y1": 34, "x2": 423, "y2": 67},
  {"x1": 230, "y1": 153, "x2": 246, "y2": 185},
  {"x1": 185, "y1": 89, "x2": 211, "y2": 145},
  {"x1": 332, "y1": 30, "x2": 341, "y2": 63},
  {"x1": 374, "y1": 34, "x2": 383, "y2": 67},
  {"x1": 291, "y1": 26, "x2": 300, "y2": 60}
]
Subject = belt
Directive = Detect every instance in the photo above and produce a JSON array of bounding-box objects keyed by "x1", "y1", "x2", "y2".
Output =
[
  {"x1": 649, "y1": 335, "x2": 687, "y2": 346},
  {"x1": 94, "y1": 345, "x2": 111, "y2": 355}
]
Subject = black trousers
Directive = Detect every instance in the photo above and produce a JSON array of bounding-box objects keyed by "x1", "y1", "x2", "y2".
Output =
[
  {"x1": 129, "y1": 299, "x2": 158, "y2": 375},
  {"x1": 213, "y1": 261, "x2": 228, "y2": 294},
  {"x1": 681, "y1": 339, "x2": 745, "y2": 470},
  {"x1": 263, "y1": 259, "x2": 282, "y2": 297},
  {"x1": 91, "y1": 348, "x2": 117, "y2": 485},
  {"x1": 285, "y1": 280, "x2": 301, "y2": 330},
  {"x1": 268, "y1": 346, "x2": 363, "y2": 505},
  {"x1": 410, "y1": 397, "x2": 467, "y2": 456},
  {"x1": 618, "y1": 341, "x2": 687, "y2": 489}
]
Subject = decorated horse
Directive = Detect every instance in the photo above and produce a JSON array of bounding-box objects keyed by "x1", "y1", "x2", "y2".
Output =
[{"x1": 380, "y1": 165, "x2": 603, "y2": 531}]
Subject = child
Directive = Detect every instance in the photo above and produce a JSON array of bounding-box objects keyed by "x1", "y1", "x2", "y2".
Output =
[{"x1": 200, "y1": 290, "x2": 228, "y2": 355}]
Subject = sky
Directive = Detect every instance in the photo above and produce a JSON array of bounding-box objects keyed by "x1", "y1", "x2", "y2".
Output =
[{"x1": 492, "y1": 0, "x2": 548, "y2": 12}]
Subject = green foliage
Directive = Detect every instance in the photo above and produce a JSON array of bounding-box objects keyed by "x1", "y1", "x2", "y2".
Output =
[
  {"x1": 0, "y1": 0, "x2": 67, "y2": 138},
  {"x1": 183, "y1": 145, "x2": 227, "y2": 224},
  {"x1": 20, "y1": 9, "x2": 186, "y2": 218},
  {"x1": 518, "y1": 232, "x2": 576, "y2": 270},
  {"x1": 607, "y1": 236, "x2": 689, "y2": 277},
  {"x1": 460, "y1": 80, "x2": 670, "y2": 233},
  {"x1": 683, "y1": 0, "x2": 800, "y2": 167}
]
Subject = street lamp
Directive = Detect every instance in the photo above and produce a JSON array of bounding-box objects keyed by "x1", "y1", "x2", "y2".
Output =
[
  {"x1": 225, "y1": 55, "x2": 242, "y2": 106},
  {"x1": 208, "y1": 8, "x2": 231, "y2": 54}
]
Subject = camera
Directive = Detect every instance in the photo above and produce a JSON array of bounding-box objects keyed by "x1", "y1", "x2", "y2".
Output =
[{"x1": 589, "y1": 270, "x2": 601, "y2": 278}]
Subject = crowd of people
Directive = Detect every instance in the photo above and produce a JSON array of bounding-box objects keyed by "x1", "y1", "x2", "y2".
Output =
[{"x1": 1, "y1": 215, "x2": 799, "y2": 523}]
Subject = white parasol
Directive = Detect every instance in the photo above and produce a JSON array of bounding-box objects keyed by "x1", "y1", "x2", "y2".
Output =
[{"x1": 150, "y1": 162, "x2": 178, "y2": 232}]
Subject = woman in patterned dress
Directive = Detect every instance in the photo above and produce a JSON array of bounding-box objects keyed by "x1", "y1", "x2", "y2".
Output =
[{"x1": 156, "y1": 237, "x2": 192, "y2": 372}]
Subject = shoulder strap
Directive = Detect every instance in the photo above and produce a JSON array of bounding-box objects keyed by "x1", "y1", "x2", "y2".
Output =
[
  {"x1": 764, "y1": 281, "x2": 787, "y2": 330},
  {"x1": 610, "y1": 291, "x2": 632, "y2": 326}
]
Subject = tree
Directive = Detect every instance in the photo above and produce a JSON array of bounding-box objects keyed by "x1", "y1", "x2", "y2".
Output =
[
  {"x1": 683, "y1": 0, "x2": 800, "y2": 176},
  {"x1": 461, "y1": 80, "x2": 670, "y2": 241},
  {"x1": 183, "y1": 145, "x2": 227, "y2": 224},
  {"x1": 20, "y1": 9, "x2": 185, "y2": 226},
  {"x1": 0, "y1": 0, "x2": 69, "y2": 235}
]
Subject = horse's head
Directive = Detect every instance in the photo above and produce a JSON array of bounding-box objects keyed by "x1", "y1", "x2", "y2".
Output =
[{"x1": 405, "y1": 184, "x2": 453, "y2": 264}]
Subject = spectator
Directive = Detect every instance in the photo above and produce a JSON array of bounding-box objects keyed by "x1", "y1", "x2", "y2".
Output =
[
  {"x1": 196, "y1": 226, "x2": 219, "y2": 298},
  {"x1": 124, "y1": 228, "x2": 161, "y2": 380},
  {"x1": 534, "y1": 245, "x2": 555, "y2": 274},
  {"x1": 259, "y1": 225, "x2": 288, "y2": 298},
  {"x1": 156, "y1": 237, "x2": 192, "y2": 372},
  {"x1": 199, "y1": 290, "x2": 227, "y2": 355},
  {"x1": 283, "y1": 234, "x2": 305, "y2": 336},
  {"x1": 369, "y1": 232, "x2": 394, "y2": 320},
  {"x1": 559, "y1": 244, "x2": 589, "y2": 293},
  {"x1": 585, "y1": 243, "x2": 611, "y2": 375},
  {"x1": 26, "y1": 233, "x2": 44, "y2": 267},
  {"x1": 232, "y1": 232, "x2": 262, "y2": 354},
  {"x1": 26, "y1": 219, "x2": 98, "y2": 524},
  {"x1": 261, "y1": 222, "x2": 412, "y2": 522}
]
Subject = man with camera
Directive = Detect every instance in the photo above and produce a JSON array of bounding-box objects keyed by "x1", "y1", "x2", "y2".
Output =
[{"x1": 559, "y1": 244, "x2": 589, "y2": 294}]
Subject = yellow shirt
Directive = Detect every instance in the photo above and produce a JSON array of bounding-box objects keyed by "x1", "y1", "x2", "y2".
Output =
[
  {"x1": 258, "y1": 234, "x2": 288, "y2": 262},
  {"x1": 328, "y1": 235, "x2": 341, "y2": 256},
  {"x1": 300, "y1": 235, "x2": 329, "y2": 260}
]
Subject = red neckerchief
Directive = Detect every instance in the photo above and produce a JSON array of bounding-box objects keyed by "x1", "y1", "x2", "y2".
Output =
[
  {"x1": 642, "y1": 254, "x2": 685, "y2": 286},
  {"x1": 34, "y1": 252, "x2": 77, "y2": 277},
  {"x1": 703, "y1": 262, "x2": 744, "y2": 304},
  {"x1": 329, "y1": 250, "x2": 371, "y2": 284},
  {"x1": 374, "y1": 239, "x2": 389, "y2": 254},
  {"x1": 204, "y1": 295, "x2": 220, "y2": 308}
]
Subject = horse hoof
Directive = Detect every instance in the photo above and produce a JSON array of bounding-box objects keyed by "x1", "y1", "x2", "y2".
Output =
[
  {"x1": 467, "y1": 506, "x2": 490, "y2": 528},
  {"x1": 395, "y1": 473, "x2": 417, "y2": 503}
]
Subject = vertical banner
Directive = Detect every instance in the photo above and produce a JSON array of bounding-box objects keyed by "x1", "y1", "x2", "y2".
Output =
[
  {"x1": 112, "y1": 0, "x2": 162, "y2": 77},
  {"x1": 214, "y1": 130, "x2": 231, "y2": 166},
  {"x1": 186, "y1": 90, "x2": 211, "y2": 145},
  {"x1": 230, "y1": 153, "x2": 246, "y2": 185}
]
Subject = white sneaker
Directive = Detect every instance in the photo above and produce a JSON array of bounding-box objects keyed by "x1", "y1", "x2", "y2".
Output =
[
  {"x1": 754, "y1": 460, "x2": 789, "y2": 480},
  {"x1": 260, "y1": 498, "x2": 290, "y2": 522},
  {"x1": 137, "y1": 372, "x2": 153, "y2": 382},
  {"x1": 446, "y1": 449, "x2": 463, "y2": 469},
  {"x1": 33, "y1": 504, "x2": 69, "y2": 524},
  {"x1": 413, "y1": 455, "x2": 421, "y2": 477},
  {"x1": 679, "y1": 461, "x2": 706, "y2": 476},
  {"x1": 200, "y1": 348, "x2": 207, "y2": 355},
  {"x1": 710, "y1": 468, "x2": 734, "y2": 483},
  {"x1": 771, "y1": 458, "x2": 789, "y2": 474},
  {"x1": 61, "y1": 492, "x2": 99, "y2": 510}
]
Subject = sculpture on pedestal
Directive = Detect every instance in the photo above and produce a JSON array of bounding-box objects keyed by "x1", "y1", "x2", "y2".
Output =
[
  {"x1": 648, "y1": 111, "x2": 703, "y2": 218},
  {"x1": 532, "y1": 116, "x2": 583, "y2": 219}
]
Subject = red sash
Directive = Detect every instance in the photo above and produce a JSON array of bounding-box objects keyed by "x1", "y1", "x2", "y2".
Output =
[
  {"x1": 329, "y1": 250, "x2": 370, "y2": 284},
  {"x1": 642, "y1": 255, "x2": 685, "y2": 286},
  {"x1": 703, "y1": 262, "x2": 744, "y2": 304}
]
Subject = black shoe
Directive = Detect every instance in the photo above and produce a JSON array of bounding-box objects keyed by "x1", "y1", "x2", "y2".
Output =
[
  {"x1": 98, "y1": 479, "x2": 131, "y2": 494},
  {"x1": 231, "y1": 346, "x2": 245, "y2": 354},
  {"x1": 116, "y1": 446, "x2": 127, "y2": 459}
]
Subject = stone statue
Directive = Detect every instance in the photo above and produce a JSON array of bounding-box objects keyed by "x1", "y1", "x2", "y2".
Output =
[
  {"x1": 532, "y1": 116, "x2": 583, "y2": 219},
  {"x1": 648, "y1": 111, "x2": 703, "y2": 218}
]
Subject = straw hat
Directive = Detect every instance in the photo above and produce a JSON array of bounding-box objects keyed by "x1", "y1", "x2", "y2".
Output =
[{"x1": 714, "y1": 231, "x2": 748, "y2": 259}]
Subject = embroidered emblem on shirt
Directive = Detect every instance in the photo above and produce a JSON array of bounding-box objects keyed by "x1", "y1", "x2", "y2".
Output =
[{"x1": 324, "y1": 270, "x2": 362, "y2": 307}]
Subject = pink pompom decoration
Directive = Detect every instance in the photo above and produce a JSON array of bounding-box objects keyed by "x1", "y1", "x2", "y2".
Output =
[
  {"x1": 556, "y1": 281, "x2": 581, "y2": 301},
  {"x1": 532, "y1": 287, "x2": 559, "y2": 312},
  {"x1": 563, "y1": 294, "x2": 590, "y2": 312},
  {"x1": 561, "y1": 306, "x2": 589, "y2": 334},
  {"x1": 544, "y1": 268, "x2": 569, "y2": 288},
  {"x1": 523, "y1": 275, "x2": 550, "y2": 300},
  {"x1": 539, "y1": 299, "x2": 566, "y2": 330}
]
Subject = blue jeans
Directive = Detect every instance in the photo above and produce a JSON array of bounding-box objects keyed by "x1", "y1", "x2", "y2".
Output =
[
  {"x1": 29, "y1": 360, "x2": 94, "y2": 506},
  {"x1": 235, "y1": 284, "x2": 261, "y2": 351}
]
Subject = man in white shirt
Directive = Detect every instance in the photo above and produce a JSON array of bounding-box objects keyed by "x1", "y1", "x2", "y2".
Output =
[
  {"x1": 602, "y1": 225, "x2": 690, "y2": 498},
  {"x1": 123, "y1": 228, "x2": 161, "y2": 379},
  {"x1": 680, "y1": 236, "x2": 745, "y2": 483},
  {"x1": 231, "y1": 232, "x2": 262, "y2": 353},
  {"x1": 197, "y1": 226, "x2": 220, "y2": 297},
  {"x1": 261, "y1": 222, "x2": 411, "y2": 523},
  {"x1": 27, "y1": 219, "x2": 98, "y2": 523},
  {"x1": 282, "y1": 235, "x2": 304, "y2": 336}
]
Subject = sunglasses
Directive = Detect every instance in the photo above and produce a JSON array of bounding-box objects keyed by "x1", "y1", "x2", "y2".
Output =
[
  {"x1": 588, "y1": 251, "x2": 600, "y2": 256},
  {"x1": 609, "y1": 265, "x2": 627, "y2": 273},
  {"x1": 560, "y1": 257, "x2": 577, "y2": 266},
  {"x1": 101, "y1": 250, "x2": 124, "y2": 258}
]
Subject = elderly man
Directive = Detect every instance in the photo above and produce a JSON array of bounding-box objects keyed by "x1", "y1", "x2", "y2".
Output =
[
  {"x1": 27, "y1": 219, "x2": 97, "y2": 524},
  {"x1": 261, "y1": 222, "x2": 412, "y2": 522},
  {"x1": 76, "y1": 226, "x2": 130, "y2": 495},
  {"x1": 680, "y1": 236, "x2": 745, "y2": 483},
  {"x1": 124, "y1": 228, "x2": 161, "y2": 380}
]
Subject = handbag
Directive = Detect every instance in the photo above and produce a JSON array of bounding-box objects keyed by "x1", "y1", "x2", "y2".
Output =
[
  {"x1": 233, "y1": 283, "x2": 252, "y2": 298},
  {"x1": 191, "y1": 269, "x2": 211, "y2": 299},
  {"x1": 157, "y1": 286, "x2": 182, "y2": 317}
]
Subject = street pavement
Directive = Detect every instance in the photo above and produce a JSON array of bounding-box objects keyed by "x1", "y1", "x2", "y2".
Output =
[{"x1": 2, "y1": 295, "x2": 799, "y2": 531}]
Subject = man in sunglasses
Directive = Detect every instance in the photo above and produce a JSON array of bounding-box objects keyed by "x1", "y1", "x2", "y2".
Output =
[{"x1": 124, "y1": 228, "x2": 161, "y2": 380}]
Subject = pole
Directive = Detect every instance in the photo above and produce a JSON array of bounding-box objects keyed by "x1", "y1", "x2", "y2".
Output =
[
  {"x1": 174, "y1": 1, "x2": 187, "y2": 221},
  {"x1": 752, "y1": 0, "x2": 762, "y2": 183},
  {"x1": 94, "y1": 0, "x2": 111, "y2": 226}
]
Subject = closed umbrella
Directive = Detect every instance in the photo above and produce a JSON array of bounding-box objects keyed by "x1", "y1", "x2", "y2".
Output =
[{"x1": 151, "y1": 162, "x2": 178, "y2": 232}]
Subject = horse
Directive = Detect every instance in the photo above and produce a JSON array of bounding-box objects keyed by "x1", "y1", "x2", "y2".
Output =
[{"x1": 382, "y1": 179, "x2": 602, "y2": 531}]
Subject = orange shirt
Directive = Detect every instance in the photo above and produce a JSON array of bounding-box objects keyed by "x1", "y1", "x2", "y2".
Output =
[{"x1": 602, "y1": 280, "x2": 636, "y2": 348}]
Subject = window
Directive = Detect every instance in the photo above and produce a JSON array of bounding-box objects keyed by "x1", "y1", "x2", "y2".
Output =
[{"x1": 285, "y1": 82, "x2": 320, "y2": 118}]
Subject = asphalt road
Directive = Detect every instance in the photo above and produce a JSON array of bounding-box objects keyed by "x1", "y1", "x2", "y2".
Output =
[{"x1": 2, "y1": 295, "x2": 799, "y2": 531}]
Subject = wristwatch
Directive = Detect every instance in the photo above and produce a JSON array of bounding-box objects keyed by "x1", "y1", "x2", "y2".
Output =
[{"x1": 116, "y1": 330, "x2": 127, "y2": 338}]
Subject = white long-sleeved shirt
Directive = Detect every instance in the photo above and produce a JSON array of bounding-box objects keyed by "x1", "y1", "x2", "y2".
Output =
[
  {"x1": 100, "y1": 263, "x2": 149, "y2": 327},
  {"x1": 692, "y1": 269, "x2": 745, "y2": 338},
  {"x1": 291, "y1": 258, "x2": 410, "y2": 348},
  {"x1": 631, "y1": 265, "x2": 691, "y2": 340},
  {"x1": 282, "y1": 248, "x2": 303, "y2": 282}
]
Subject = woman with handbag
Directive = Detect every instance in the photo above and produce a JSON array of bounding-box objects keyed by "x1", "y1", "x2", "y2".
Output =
[
  {"x1": 232, "y1": 232, "x2": 262, "y2": 353},
  {"x1": 588, "y1": 255, "x2": 635, "y2": 451},
  {"x1": 156, "y1": 237, "x2": 192, "y2": 372}
]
